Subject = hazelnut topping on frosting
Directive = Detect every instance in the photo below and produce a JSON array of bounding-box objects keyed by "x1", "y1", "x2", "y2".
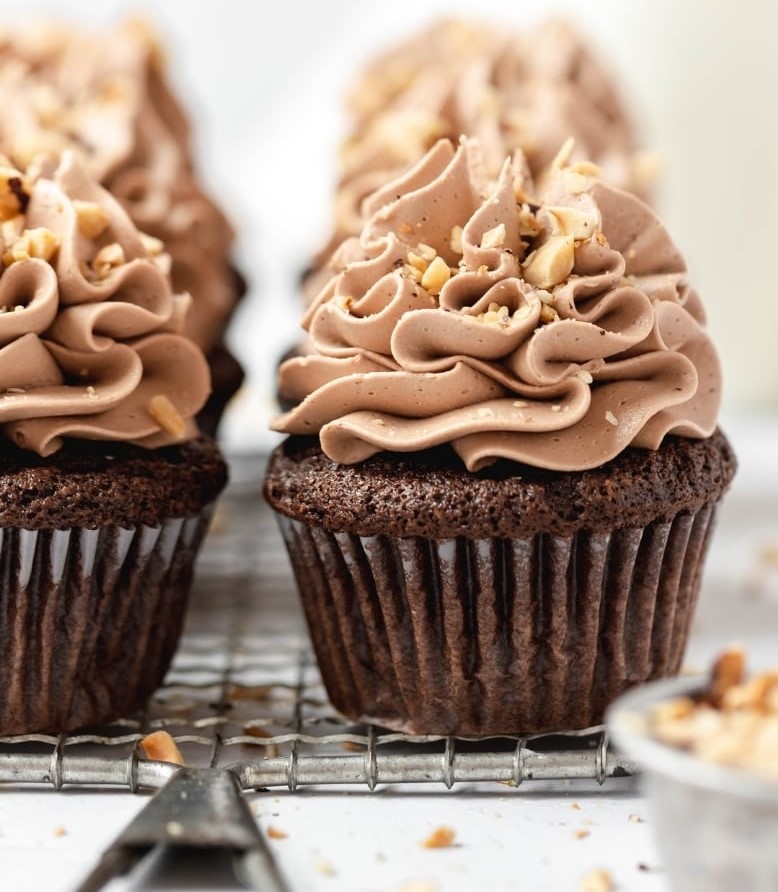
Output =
[
  {"x1": 275, "y1": 137, "x2": 720, "y2": 472},
  {"x1": 0, "y1": 151, "x2": 209, "y2": 456},
  {"x1": 314, "y1": 17, "x2": 655, "y2": 275}
]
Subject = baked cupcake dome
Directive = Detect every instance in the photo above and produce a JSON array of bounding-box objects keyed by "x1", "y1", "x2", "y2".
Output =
[
  {"x1": 265, "y1": 137, "x2": 735, "y2": 736},
  {"x1": 0, "y1": 152, "x2": 227, "y2": 735}
]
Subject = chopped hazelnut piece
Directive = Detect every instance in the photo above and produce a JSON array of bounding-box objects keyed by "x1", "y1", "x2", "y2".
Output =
[
  {"x1": 480, "y1": 223, "x2": 506, "y2": 249},
  {"x1": 709, "y1": 645, "x2": 746, "y2": 707},
  {"x1": 314, "y1": 857, "x2": 336, "y2": 876},
  {"x1": 421, "y1": 255, "x2": 451, "y2": 295},
  {"x1": 449, "y1": 225, "x2": 464, "y2": 254},
  {"x1": 402, "y1": 263, "x2": 423, "y2": 284},
  {"x1": 140, "y1": 232, "x2": 165, "y2": 256},
  {"x1": 242, "y1": 725, "x2": 280, "y2": 757},
  {"x1": 266, "y1": 826, "x2": 288, "y2": 840},
  {"x1": 568, "y1": 160, "x2": 601, "y2": 178},
  {"x1": 422, "y1": 826, "x2": 456, "y2": 849},
  {"x1": 140, "y1": 730, "x2": 184, "y2": 765},
  {"x1": 562, "y1": 170, "x2": 589, "y2": 195},
  {"x1": 407, "y1": 251, "x2": 429, "y2": 273},
  {"x1": 518, "y1": 204, "x2": 542, "y2": 238},
  {"x1": 416, "y1": 242, "x2": 436, "y2": 261},
  {"x1": 522, "y1": 235, "x2": 574, "y2": 289},
  {"x1": 3, "y1": 227, "x2": 60, "y2": 266},
  {"x1": 550, "y1": 136, "x2": 576, "y2": 171},
  {"x1": 539, "y1": 304, "x2": 559, "y2": 325},
  {"x1": 0, "y1": 165, "x2": 30, "y2": 222},
  {"x1": 92, "y1": 242, "x2": 125, "y2": 278},
  {"x1": 576, "y1": 369, "x2": 594, "y2": 385},
  {"x1": 605, "y1": 411, "x2": 618, "y2": 426},
  {"x1": 476, "y1": 302, "x2": 510, "y2": 326},
  {"x1": 579, "y1": 867, "x2": 613, "y2": 892},
  {"x1": 545, "y1": 206, "x2": 597, "y2": 240},
  {"x1": 73, "y1": 200, "x2": 109, "y2": 239},
  {"x1": 147, "y1": 394, "x2": 186, "y2": 440}
]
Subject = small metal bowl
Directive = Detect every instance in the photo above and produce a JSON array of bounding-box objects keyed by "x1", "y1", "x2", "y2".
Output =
[{"x1": 607, "y1": 675, "x2": 778, "y2": 892}]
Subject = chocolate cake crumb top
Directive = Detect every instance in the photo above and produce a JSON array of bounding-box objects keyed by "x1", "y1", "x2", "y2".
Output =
[
  {"x1": 0, "y1": 435, "x2": 227, "y2": 529},
  {"x1": 264, "y1": 430, "x2": 736, "y2": 539}
]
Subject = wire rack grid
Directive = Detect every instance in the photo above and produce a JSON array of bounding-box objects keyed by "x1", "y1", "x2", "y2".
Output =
[{"x1": 0, "y1": 454, "x2": 637, "y2": 794}]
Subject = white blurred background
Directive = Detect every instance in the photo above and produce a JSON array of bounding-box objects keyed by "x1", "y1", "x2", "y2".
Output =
[{"x1": 2, "y1": 0, "x2": 776, "y2": 450}]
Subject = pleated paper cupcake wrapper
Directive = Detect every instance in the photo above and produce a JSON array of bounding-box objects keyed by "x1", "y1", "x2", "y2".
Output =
[
  {"x1": 277, "y1": 503, "x2": 720, "y2": 736},
  {"x1": 0, "y1": 507, "x2": 213, "y2": 736}
]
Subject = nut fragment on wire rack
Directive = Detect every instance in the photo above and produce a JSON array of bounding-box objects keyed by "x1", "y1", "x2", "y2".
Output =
[
  {"x1": 139, "y1": 730, "x2": 185, "y2": 765},
  {"x1": 421, "y1": 826, "x2": 456, "y2": 848},
  {"x1": 266, "y1": 826, "x2": 288, "y2": 840},
  {"x1": 242, "y1": 724, "x2": 280, "y2": 757}
]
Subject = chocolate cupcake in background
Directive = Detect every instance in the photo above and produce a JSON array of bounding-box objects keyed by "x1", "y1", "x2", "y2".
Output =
[
  {"x1": 0, "y1": 19, "x2": 245, "y2": 434},
  {"x1": 0, "y1": 152, "x2": 227, "y2": 736},
  {"x1": 304, "y1": 16, "x2": 657, "y2": 303},
  {"x1": 265, "y1": 137, "x2": 735, "y2": 736}
]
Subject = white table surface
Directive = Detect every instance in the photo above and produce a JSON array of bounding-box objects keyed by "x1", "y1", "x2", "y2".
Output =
[{"x1": 1, "y1": 411, "x2": 776, "y2": 892}]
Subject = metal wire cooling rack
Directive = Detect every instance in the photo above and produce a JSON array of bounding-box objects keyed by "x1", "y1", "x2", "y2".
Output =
[{"x1": 0, "y1": 454, "x2": 637, "y2": 793}]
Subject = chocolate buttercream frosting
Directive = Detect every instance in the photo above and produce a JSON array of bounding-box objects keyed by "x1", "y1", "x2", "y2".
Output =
[
  {"x1": 275, "y1": 138, "x2": 720, "y2": 472},
  {"x1": 316, "y1": 17, "x2": 653, "y2": 268},
  {"x1": 0, "y1": 151, "x2": 209, "y2": 456},
  {"x1": 0, "y1": 19, "x2": 237, "y2": 351}
]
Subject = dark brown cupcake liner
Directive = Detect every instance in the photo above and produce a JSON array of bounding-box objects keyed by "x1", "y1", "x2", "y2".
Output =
[
  {"x1": 0, "y1": 507, "x2": 213, "y2": 736},
  {"x1": 275, "y1": 501, "x2": 720, "y2": 736}
]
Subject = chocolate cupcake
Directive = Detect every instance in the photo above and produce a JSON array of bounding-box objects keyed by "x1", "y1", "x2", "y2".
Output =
[
  {"x1": 0, "y1": 152, "x2": 227, "y2": 735},
  {"x1": 0, "y1": 19, "x2": 245, "y2": 433},
  {"x1": 265, "y1": 137, "x2": 735, "y2": 736}
]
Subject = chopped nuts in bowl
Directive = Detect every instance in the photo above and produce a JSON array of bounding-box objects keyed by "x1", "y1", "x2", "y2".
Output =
[{"x1": 608, "y1": 647, "x2": 778, "y2": 892}]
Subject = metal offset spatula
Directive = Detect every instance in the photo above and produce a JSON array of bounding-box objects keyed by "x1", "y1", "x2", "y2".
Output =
[{"x1": 73, "y1": 766, "x2": 290, "y2": 892}]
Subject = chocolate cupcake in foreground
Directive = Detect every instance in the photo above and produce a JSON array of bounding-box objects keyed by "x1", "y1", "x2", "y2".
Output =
[
  {"x1": 0, "y1": 152, "x2": 227, "y2": 736},
  {"x1": 265, "y1": 137, "x2": 735, "y2": 736},
  {"x1": 0, "y1": 19, "x2": 245, "y2": 434}
]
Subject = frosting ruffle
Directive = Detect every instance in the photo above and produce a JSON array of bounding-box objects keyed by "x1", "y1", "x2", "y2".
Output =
[
  {"x1": 311, "y1": 16, "x2": 653, "y2": 280},
  {"x1": 0, "y1": 19, "x2": 236, "y2": 352},
  {"x1": 0, "y1": 151, "x2": 209, "y2": 456},
  {"x1": 276, "y1": 138, "x2": 720, "y2": 472}
]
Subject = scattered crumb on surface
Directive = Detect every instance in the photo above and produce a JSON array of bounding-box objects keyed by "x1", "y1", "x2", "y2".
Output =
[
  {"x1": 139, "y1": 730, "x2": 184, "y2": 766},
  {"x1": 421, "y1": 826, "x2": 456, "y2": 849},
  {"x1": 574, "y1": 829, "x2": 590, "y2": 840},
  {"x1": 314, "y1": 856, "x2": 336, "y2": 876},
  {"x1": 628, "y1": 814, "x2": 643, "y2": 823},
  {"x1": 757, "y1": 541, "x2": 778, "y2": 568},
  {"x1": 394, "y1": 882, "x2": 439, "y2": 892},
  {"x1": 578, "y1": 867, "x2": 613, "y2": 892},
  {"x1": 53, "y1": 826, "x2": 67, "y2": 837},
  {"x1": 570, "y1": 802, "x2": 581, "y2": 810},
  {"x1": 266, "y1": 826, "x2": 288, "y2": 840}
]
